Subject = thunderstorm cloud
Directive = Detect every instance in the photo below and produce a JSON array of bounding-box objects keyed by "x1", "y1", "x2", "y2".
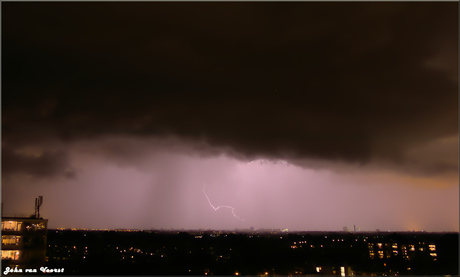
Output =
[{"x1": 2, "y1": 2, "x2": 458, "y2": 231}]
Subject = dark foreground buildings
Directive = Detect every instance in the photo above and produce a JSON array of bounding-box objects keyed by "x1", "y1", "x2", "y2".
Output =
[
  {"x1": 1, "y1": 196, "x2": 48, "y2": 273},
  {"x1": 1, "y1": 217, "x2": 48, "y2": 270},
  {"x1": 42, "y1": 229, "x2": 458, "y2": 275}
]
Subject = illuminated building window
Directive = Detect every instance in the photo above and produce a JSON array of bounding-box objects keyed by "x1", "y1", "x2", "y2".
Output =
[
  {"x1": 409, "y1": 245, "x2": 415, "y2": 251},
  {"x1": 378, "y1": 250, "x2": 384, "y2": 258},
  {"x1": 1, "y1": 236, "x2": 21, "y2": 245},
  {"x1": 430, "y1": 253, "x2": 437, "y2": 257},
  {"x1": 25, "y1": 222, "x2": 46, "y2": 231},
  {"x1": 1, "y1": 221, "x2": 22, "y2": 231},
  {"x1": 316, "y1": 267, "x2": 322, "y2": 273},
  {"x1": 392, "y1": 243, "x2": 398, "y2": 249},
  {"x1": 341, "y1": 266, "x2": 345, "y2": 277},
  {"x1": 429, "y1": 244, "x2": 436, "y2": 251},
  {"x1": 1, "y1": 250, "x2": 20, "y2": 260}
]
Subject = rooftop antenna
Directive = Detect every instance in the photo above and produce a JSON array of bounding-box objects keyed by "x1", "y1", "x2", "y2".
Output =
[{"x1": 35, "y1": 196, "x2": 43, "y2": 219}]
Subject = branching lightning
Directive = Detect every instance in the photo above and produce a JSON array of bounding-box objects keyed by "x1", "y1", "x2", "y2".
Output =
[{"x1": 203, "y1": 185, "x2": 244, "y2": 221}]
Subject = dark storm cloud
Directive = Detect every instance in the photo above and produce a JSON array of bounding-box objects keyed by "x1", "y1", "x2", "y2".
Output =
[
  {"x1": 2, "y1": 3, "x2": 458, "y2": 177},
  {"x1": 2, "y1": 146, "x2": 75, "y2": 179}
]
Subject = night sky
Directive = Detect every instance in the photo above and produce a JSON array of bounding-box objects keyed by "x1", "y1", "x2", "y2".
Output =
[{"x1": 2, "y1": 2, "x2": 458, "y2": 231}]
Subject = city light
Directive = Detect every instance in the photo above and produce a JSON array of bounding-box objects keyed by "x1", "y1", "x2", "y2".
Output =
[
  {"x1": 2, "y1": 2, "x2": 459, "y2": 276},
  {"x1": 30, "y1": 228, "x2": 457, "y2": 275}
]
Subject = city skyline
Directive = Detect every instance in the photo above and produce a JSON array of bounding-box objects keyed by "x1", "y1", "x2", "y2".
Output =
[{"x1": 2, "y1": 2, "x2": 458, "y2": 232}]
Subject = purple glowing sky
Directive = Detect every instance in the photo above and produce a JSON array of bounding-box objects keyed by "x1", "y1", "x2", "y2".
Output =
[
  {"x1": 3, "y1": 136, "x2": 458, "y2": 231},
  {"x1": 2, "y1": 2, "x2": 458, "y2": 231}
]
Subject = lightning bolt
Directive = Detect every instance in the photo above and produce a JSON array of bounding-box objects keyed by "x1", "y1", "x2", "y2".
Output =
[{"x1": 203, "y1": 185, "x2": 244, "y2": 221}]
